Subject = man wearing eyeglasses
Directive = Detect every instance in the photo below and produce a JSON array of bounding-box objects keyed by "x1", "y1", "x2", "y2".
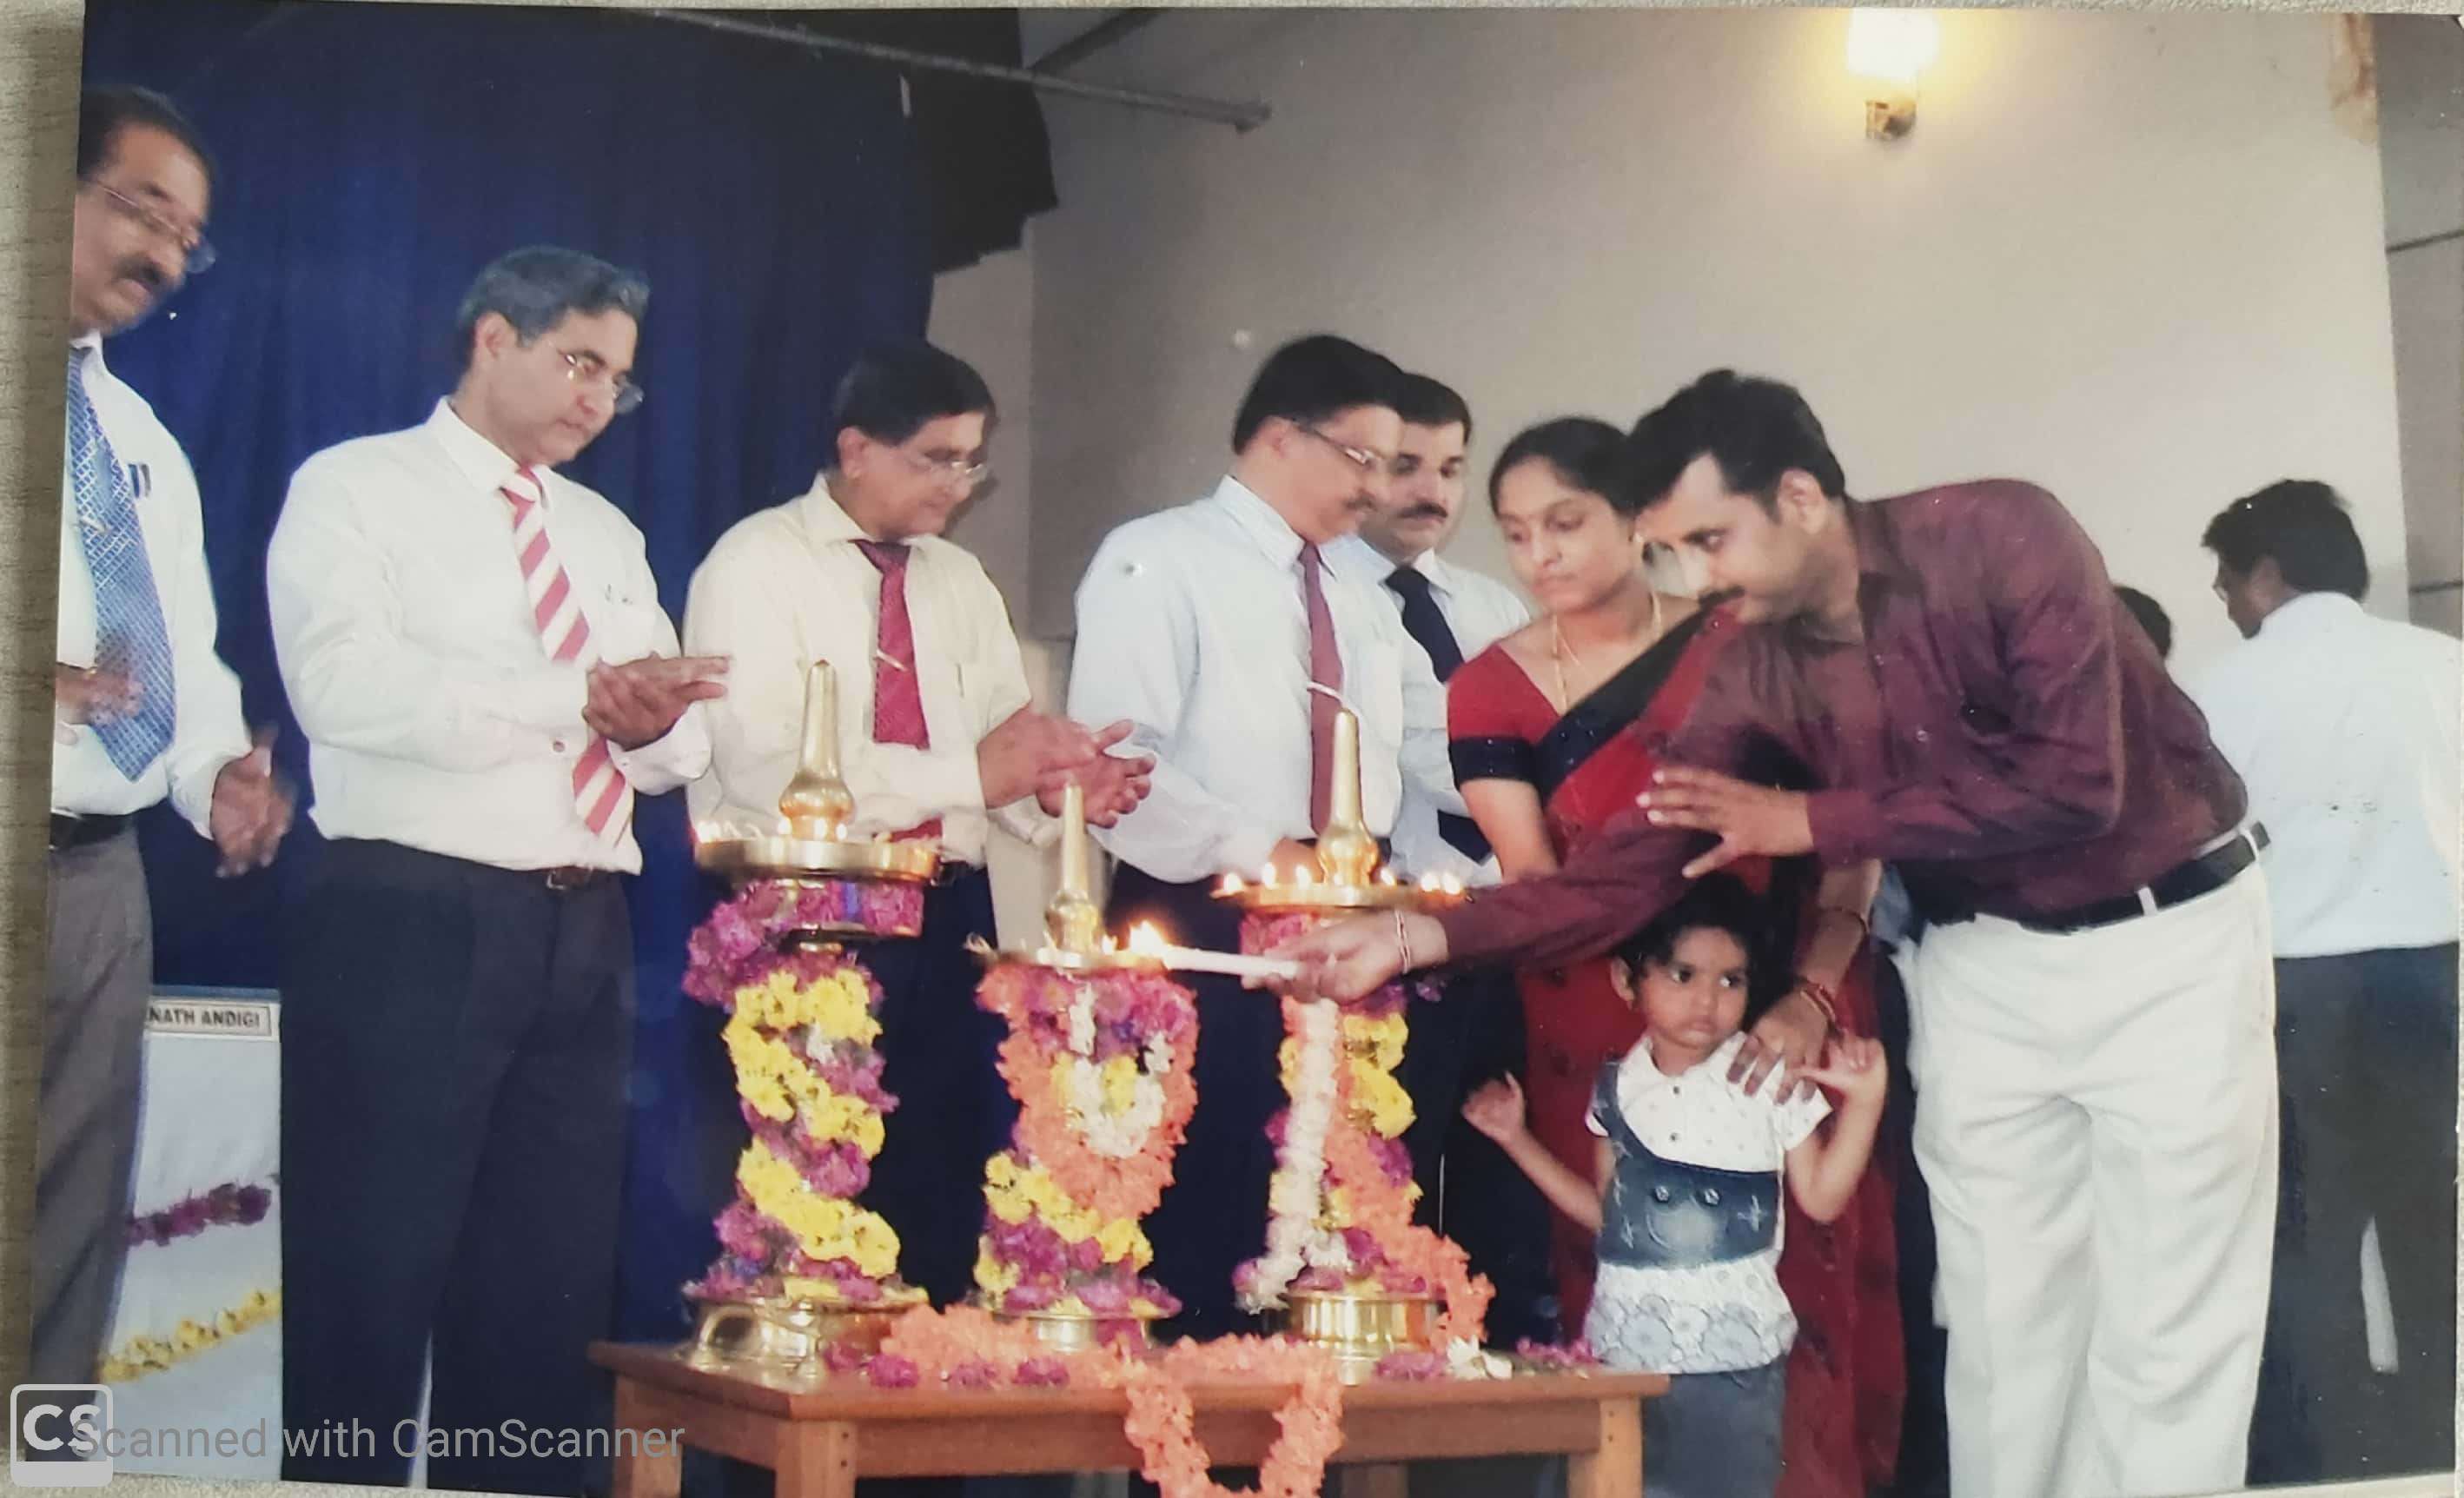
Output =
[
  {"x1": 266, "y1": 246, "x2": 723, "y2": 1495},
  {"x1": 684, "y1": 340, "x2": 1152, "y2": 1316},
  {"x1": 36, "y1": 85, "x2": 295, "y2": 1418},
  {"x1": 1066, "y1": 334, "x2": 1467, "y2": 1337}
]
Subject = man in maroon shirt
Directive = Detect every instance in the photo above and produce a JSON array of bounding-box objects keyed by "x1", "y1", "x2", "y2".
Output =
[{"x1": 1278, "y1": 371, "x2": 2278, "y2": 1498}]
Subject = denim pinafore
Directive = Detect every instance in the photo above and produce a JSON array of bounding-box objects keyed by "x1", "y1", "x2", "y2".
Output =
[{"x1": 1593, "y1": 1059, "x2": 1783, "y2": 1270}]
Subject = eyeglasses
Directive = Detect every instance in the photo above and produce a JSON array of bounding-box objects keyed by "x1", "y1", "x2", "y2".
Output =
[
  {"x1": 893, "y1": 446, "x2": 990, "y2": 490},
  {"x1": 84, "y1": 180, "x2": 215, "y2": 275},
  {"x1": 556, "y1": 348, "x2": 645, "y2": 414},
  {"x1": 1295, "y1": 424, "x2": 1394, "y2": 476}
]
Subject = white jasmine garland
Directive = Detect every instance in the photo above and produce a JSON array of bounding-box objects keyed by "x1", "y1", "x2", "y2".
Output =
[
  {"x1": 1062, "y1": 1056, "x2": 1168, "y2": 1158},
  {"x1": 1240, "y1": 998, "x2": 1341, "y2": 1310}
]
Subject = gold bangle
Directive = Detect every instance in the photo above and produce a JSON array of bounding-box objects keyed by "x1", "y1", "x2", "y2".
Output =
[
  {"x1": 1820, "y1": 906, "x2": 1872, "y2": 940},
  {"x1": 1791, "y1": 978, "x2": 1840, "y2": 1030},
  {"x1": 1393, "y1": 907, "x2": 1414, "y2": 972}
]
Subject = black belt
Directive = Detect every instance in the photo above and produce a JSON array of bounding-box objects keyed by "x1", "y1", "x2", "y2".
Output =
[
  {"x1": 541, "y1": 865, "x2": 611, "y2": 893},
  {"x1": 2017, "y1": 825, "x2": 2269, "y2": 935},
  {"x1": 50, "y1": 813, "x2": 131, "y2": 852}
]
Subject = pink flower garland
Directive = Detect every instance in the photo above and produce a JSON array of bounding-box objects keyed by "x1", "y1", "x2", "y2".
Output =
[
  {"x1": 127, "y1": 1181, "x2": 273, "y2": 1249},
  {"x1": 684, "y1": 879, "x2": 924, "y2": 1005}
]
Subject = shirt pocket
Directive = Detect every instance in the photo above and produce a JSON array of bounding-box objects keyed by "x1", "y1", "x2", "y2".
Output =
[{"x1": 1352, "y1": 637, "x2": 1407, "y2": 744}]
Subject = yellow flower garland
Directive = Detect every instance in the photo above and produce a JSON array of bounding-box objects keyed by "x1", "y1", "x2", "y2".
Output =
[
  {"x1": 739, "y1": 1137, "x2": 901, "y2": 1280},
  {"x1": 98, "y1": 1288, "x2": 282, "y2": 1383},
  {"x1": 732, "y1": 966, "x2": 881, "y2": 1043},
  {"x1": 979, "y1": 1154, "x2": 1155, "y2": 1264}
]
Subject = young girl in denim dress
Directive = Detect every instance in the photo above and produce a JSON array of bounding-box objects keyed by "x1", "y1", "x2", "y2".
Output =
[{"x1": 1465, "y1": 875, "x2": 1889, "y2": 1498}]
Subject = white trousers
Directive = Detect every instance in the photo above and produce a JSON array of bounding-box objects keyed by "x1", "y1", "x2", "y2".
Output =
[{"x1": 1904, "y1": 870, "x2": 2278, "y2": 1498}]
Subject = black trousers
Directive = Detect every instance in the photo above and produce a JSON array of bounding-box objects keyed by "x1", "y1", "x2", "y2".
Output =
[
  {"x1": 2249, "y1": 943, "x2": 2459, "y2": 1483},
  {"x1": 281, "y1": 839, "x2": 634, "y2": 1495},
  {"x1": 853, "y1": 868, "x2": 1011, "y2": 1311},
  {"x1": 1394, "y1": 962, "x2": 1558, "y2": 1348}
]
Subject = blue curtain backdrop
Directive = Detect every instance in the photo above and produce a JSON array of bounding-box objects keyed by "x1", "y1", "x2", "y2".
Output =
[{"x1": 81, "y1": 0, "x2": 934, "y2": 1342}]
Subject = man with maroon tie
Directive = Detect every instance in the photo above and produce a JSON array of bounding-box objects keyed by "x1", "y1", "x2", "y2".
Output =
[
  {"x1": 1066, "y1": 335, "x2": 1466, "y2": 1337},
  {"x1": 686, "y1": 341, "x2": 1150, "y2": 1319},
  {"x1": 268, "y1": 247, "x2": 725, "y2": 1495}
]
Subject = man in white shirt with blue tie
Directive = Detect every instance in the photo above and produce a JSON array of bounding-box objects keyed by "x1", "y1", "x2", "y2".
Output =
[
  {"x1": 38, "y1": 85, "x2": 294, "y2": 1406},
  {"x1": 1069, "y1": 334, "x2": 1465, "y2": 1336},
  {"x1": 1325, "y1": 369, "x2": 1551, "y2": 1342},
  {"x1": 2192, "y1": 481, "x2": 2461, "y2": 1484},
  {"x1": 686, "y1": 341, "x2": 1149, "y2": 1312},
  {"x1": 267, "y1": 247, "x2": 723, "y2": 1495}
]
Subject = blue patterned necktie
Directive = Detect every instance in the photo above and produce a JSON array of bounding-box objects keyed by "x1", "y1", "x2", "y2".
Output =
[{"x1": 66, "y1": 348, "x2": 176, "y2": 779}]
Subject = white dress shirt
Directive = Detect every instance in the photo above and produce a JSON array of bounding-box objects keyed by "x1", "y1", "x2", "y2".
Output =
[
  {"x1": 1328, "y1": 534, "x2": 1531, "y2": 885},
  {"x1": 1069, "y1": 475, "x2": 1462, "y2": 885},
  {"x1": 2188, "y1": 591, "x2": 2461, "y2": 958},
  {"x1": 54, "y1": 337, "x2": 250, "y2": 833},
  {"x1": 683, "y1": 477, "x2": 1050, "y2": 866},
  {"x1": 266, "y1": 399, "x2": 710, "y2": 873}
]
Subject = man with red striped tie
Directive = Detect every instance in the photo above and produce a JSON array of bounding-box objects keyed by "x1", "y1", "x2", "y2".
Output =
[{"x1": 267, "y1": 246, "x2": 725, "y2": 1495}]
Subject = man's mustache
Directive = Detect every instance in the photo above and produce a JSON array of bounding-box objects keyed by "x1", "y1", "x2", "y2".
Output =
[
  {"x1": 1400, "y1": 502, "x2": 1449, "y2": 521},
  {"x1": 116, "y1": 259, "x2": 169, "y2": 293}
]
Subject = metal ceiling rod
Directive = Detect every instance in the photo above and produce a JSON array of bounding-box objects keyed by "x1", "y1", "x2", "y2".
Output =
[
  {"x1": 647, "y1": 8, "x2": 1269, "y2": 132},
  {"x1": 1030, "y1": 10, "x2": 1162, "y2": 74}
]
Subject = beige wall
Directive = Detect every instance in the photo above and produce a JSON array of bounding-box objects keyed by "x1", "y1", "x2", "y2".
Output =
[
  {"x1": 2375, "y1": 13, "x2": 2464, "y2": 637},
  {"x1": 1021, "y1": 8, "x2": 2410, "y2": 679},
  {"x1": 930, "y1": 247, "x2": 1057, "y2": 946}
]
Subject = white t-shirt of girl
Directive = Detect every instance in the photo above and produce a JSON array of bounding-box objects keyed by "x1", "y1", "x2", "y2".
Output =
[{"x1": 1581, "y1": 1031, "x2": 1831, "y2": 1374}]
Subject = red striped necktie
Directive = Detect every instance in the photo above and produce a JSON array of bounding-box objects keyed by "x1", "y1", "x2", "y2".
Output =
[
  {"x1": 856, "y1": 540, "x2": 942, "y2": 842},
  {"x1": 501, "y1": 466, "x2": 632, "y2": 843}
]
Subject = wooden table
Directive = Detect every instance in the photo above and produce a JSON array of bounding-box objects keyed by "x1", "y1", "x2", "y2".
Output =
[{"x1": 593, "y1": 1342, "x2": 1665, "y2": 1498}]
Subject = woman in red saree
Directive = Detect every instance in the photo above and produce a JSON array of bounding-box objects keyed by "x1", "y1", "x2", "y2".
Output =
[{"x1": 1447, "y1": 419, "x2": 1903, "y2": 1498}]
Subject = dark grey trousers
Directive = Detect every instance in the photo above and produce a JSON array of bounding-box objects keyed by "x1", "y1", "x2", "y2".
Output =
[
  {"x1": 2249, "y1": 943, "x2": 2459, "y2": 1483},
  {"x1": 1645, "y1": 1356, "x2": 1789, "y2": 1498},
  {"x1": 32, "y1": 831, "x2": 151, "y2": 1387}
]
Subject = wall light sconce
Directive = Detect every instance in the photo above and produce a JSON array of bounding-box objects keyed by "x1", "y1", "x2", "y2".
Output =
[{"x1": 1846, "y1": 10, "x2": 1940, "y2": 141}]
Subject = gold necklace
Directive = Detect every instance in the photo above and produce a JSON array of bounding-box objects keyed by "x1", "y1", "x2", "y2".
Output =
[{"x1": 1548, "y1": 588, "x2": 1667, "y2": 713}]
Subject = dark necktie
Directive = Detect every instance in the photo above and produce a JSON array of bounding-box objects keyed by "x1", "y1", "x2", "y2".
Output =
[
  {"x1": 1298, "y1": 543, "x2": 1343, "y2": 834},
  {"x1": 1384, "y1": 564, "x2": 1491, "y2": 863},
  {"x1": 856, "y1": 540, "x2": 941, "y2": 840}
]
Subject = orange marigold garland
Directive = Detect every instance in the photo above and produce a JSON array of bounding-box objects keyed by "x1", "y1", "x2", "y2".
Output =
[{"x1": 870, "y1": 1307, "x2": 1348, "y2": 1498}]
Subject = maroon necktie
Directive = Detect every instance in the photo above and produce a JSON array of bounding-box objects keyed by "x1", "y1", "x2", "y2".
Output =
[
  {"x1": 1298, "y1": 543, "x2": 1344, "y2": 833},
  {"x1": 857, "y1": 540, "x2": 941, "y2": 841}
]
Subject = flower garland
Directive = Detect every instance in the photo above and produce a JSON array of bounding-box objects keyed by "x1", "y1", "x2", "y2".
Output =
[
  {"x1": 683, "y1": 879, "x2": 925, "y2": 1005},
  {"x1": 1235, "y1": 911, "x2": 1493, "y2": 1349},
  {"x1": 127, "y1": 1181, "x2": 273, "y2": 1249},
  {"x1": 867, "y1": 1306, "x2": 1347, "y2": 1498},
  {"x1": 98, "y1": 1289, "x2": 281, "y2": 1383},
  {"x1": 685, "y1": 882, "x2": 920, "y2": 1308},
  {"x1": 973, "y1": 964, "x2": 1197, "y2": 1321},
  {"x1": 1119, "y1": 1337, "x2": 1345, "y2": 1498}
]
